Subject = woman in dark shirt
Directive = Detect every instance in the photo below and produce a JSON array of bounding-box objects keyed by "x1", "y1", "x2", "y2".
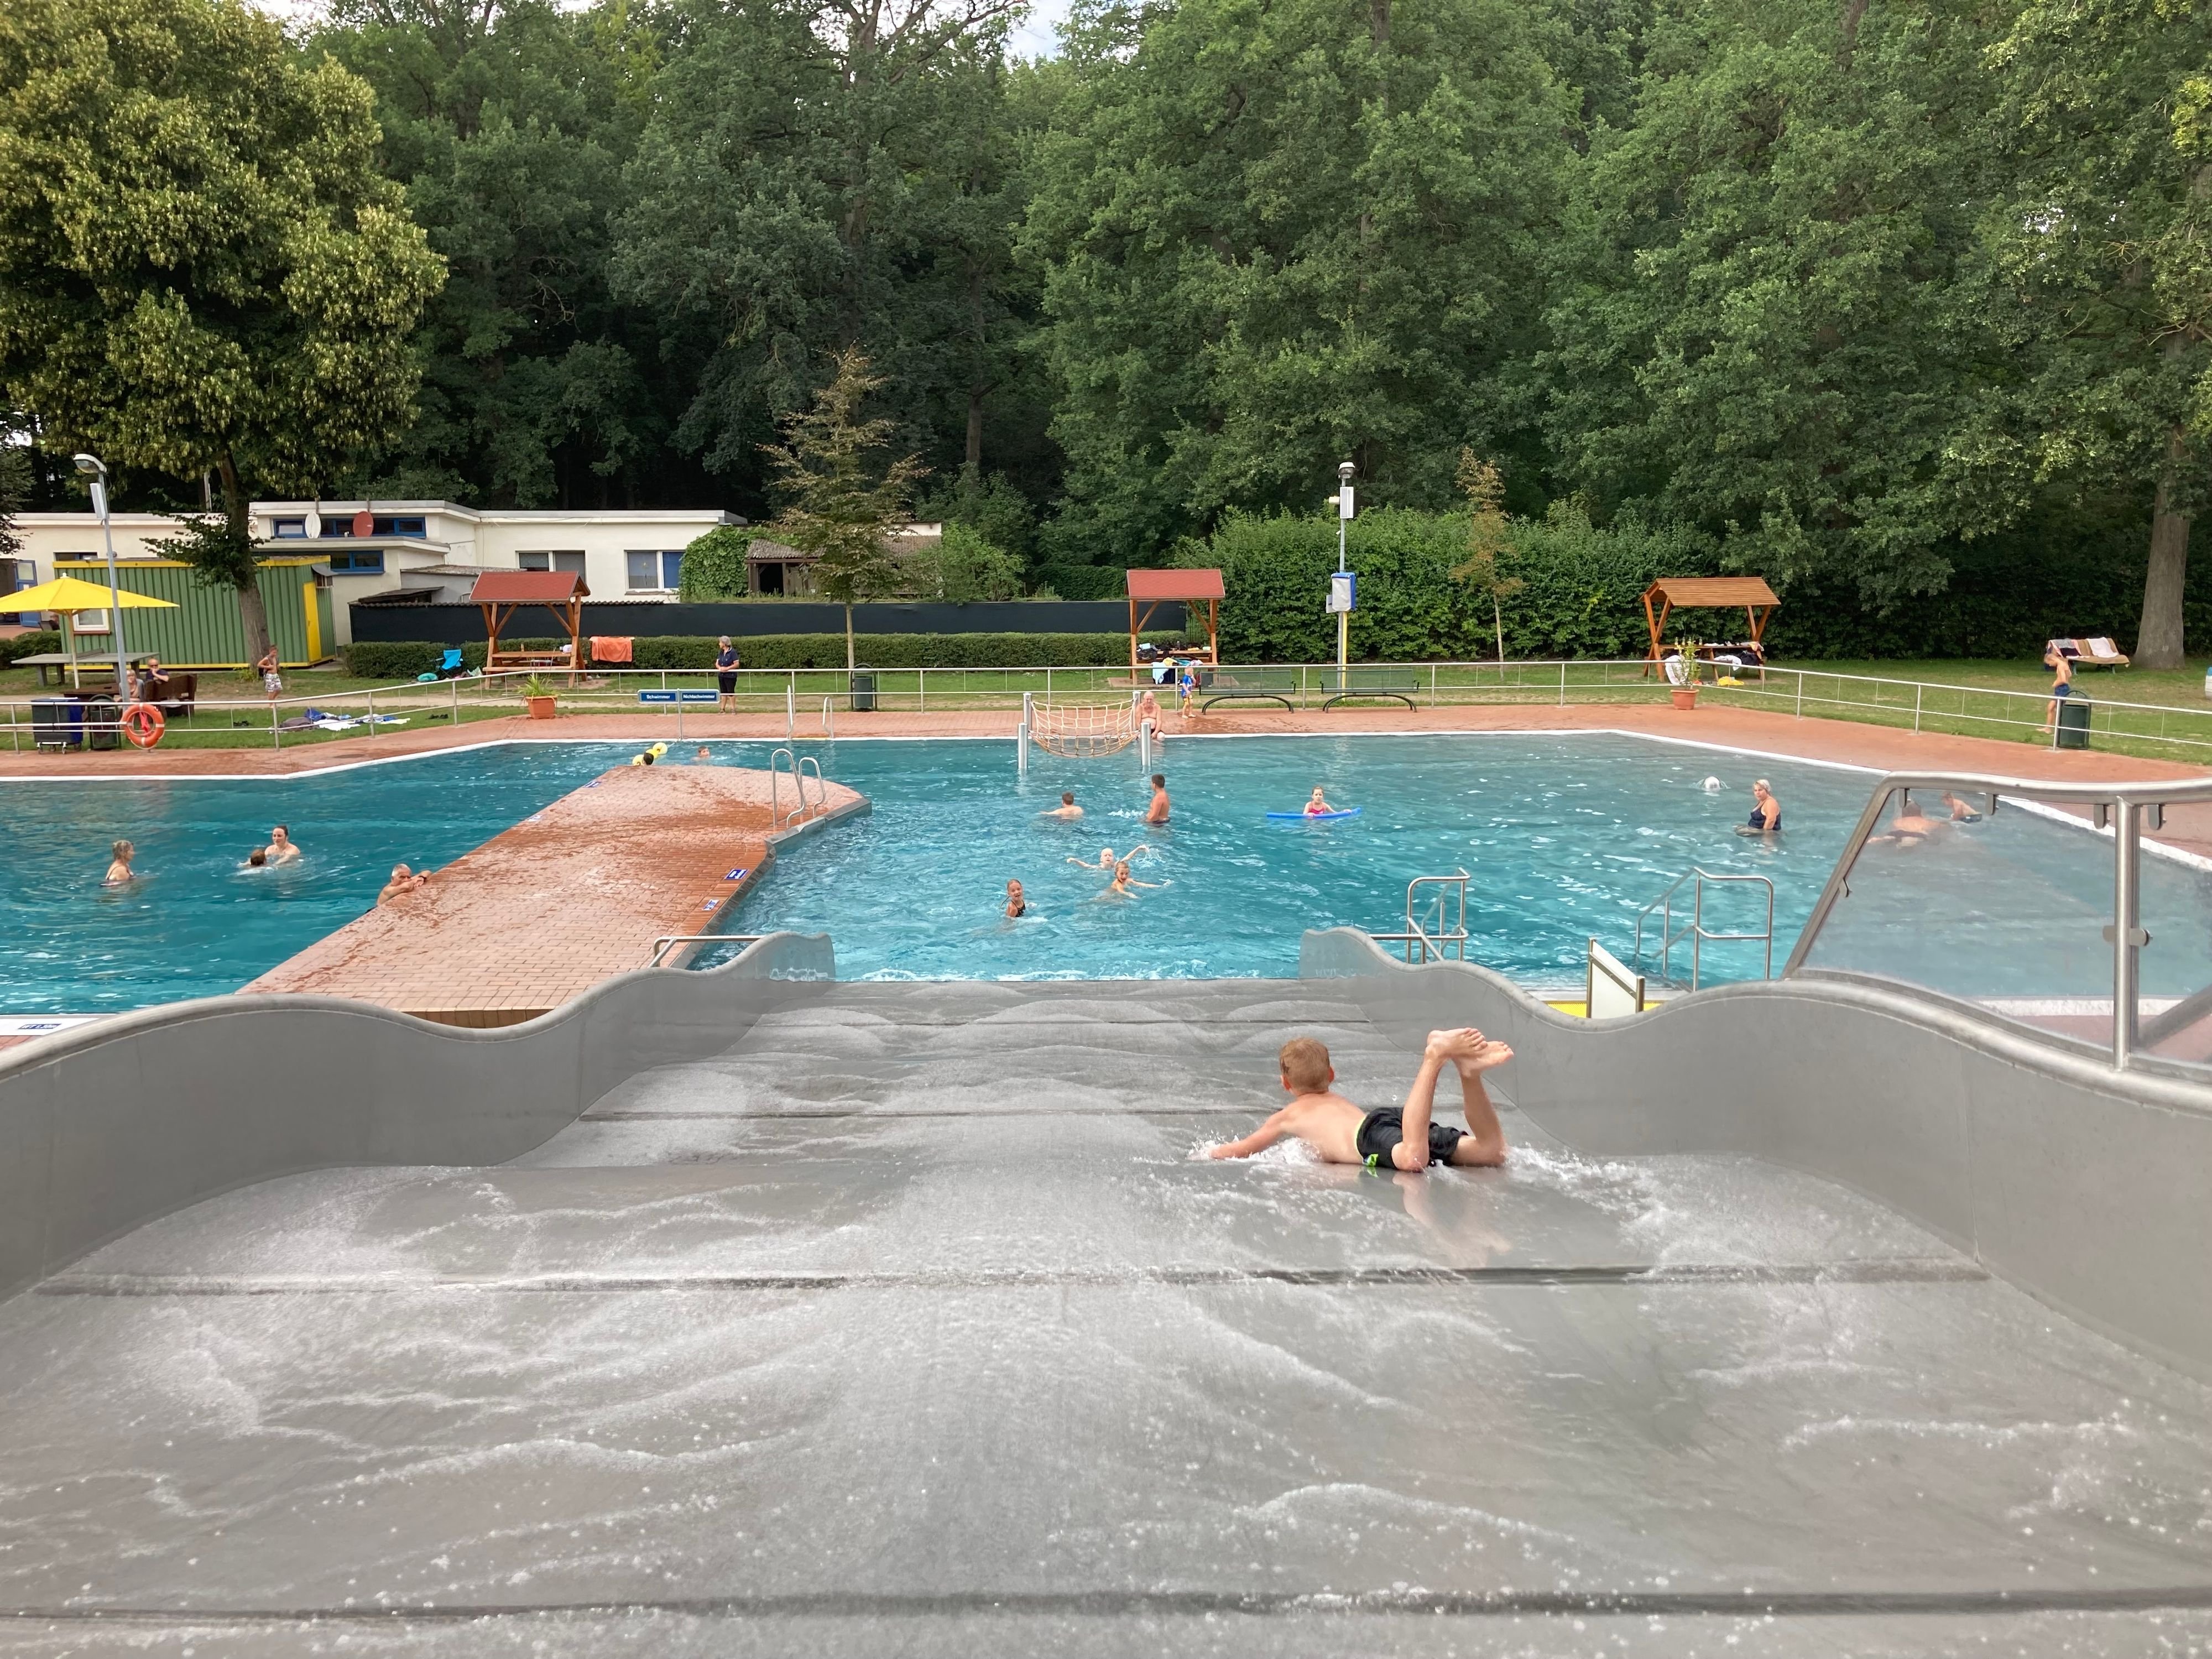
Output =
[{"x1": 714, "y1": 635, "x2": 741, "y2": 712}]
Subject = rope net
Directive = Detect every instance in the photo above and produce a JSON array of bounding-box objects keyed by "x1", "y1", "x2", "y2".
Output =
[{"x1": 1029, "y1": 700, "x2": 1138, "y2": 758}]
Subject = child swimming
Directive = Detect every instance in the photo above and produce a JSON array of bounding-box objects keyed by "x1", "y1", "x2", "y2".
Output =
[
  {"x1": 1069, "y1": 844, "x2": 1151, "y2": 872},
  {"x1": 1303, "y1": 787, "x2": 1338, "y2": 817},
  {"x1": 1097, "y1": 859, "x2": 1168, "y2": 900},
  {"x1": 1208, "y1": 1028, "x2": 1510, "y2": 1170}
]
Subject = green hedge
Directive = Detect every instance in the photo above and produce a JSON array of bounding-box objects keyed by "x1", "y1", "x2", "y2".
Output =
[
  {"x1": 1033, "y1": 564, "x2": 1125, "y2": 601},
  {"x1": 0, "y1": 629, "x2": 61, "y2": 667},
  {"x1": 345, "y1": 632, "x2": 1184, "y2": 679}
]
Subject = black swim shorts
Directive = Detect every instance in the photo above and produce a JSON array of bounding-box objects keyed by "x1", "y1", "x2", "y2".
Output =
[{"x1": 1354, "y1": 1109, "x2": 1464, "y2": 1170}]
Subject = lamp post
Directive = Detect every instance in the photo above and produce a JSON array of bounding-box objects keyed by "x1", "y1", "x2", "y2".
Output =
[
  {"x1": 1334, "y1": 461, "x2": 1355, "y2": 680},
  {"x1": 73, "y1": 453, "x2": 129, "y2": 696}
]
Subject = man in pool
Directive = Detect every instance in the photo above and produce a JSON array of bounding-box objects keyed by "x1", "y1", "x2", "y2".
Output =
[
  {"x1": 1146, "y1": 774, "x2": 1171, "y2": 825},
  {"x1": 1042, "y1": 791, "x2": 1083, "y2": 820},
  {"x1": 1207, "y1": 1028, "x2": 1510, "y2": 1170}
]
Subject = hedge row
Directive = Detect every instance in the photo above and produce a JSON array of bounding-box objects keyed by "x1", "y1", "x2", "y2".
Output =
[
  {"x1": 1032, "y1": 564, "x2": 1125, "y2": 602},
  {"x1": 342, "y1": 631, "x2": 1186, "y2": 680},
  {"x1": 0, "y1": 629, "x2": 61, "y2": 667}
]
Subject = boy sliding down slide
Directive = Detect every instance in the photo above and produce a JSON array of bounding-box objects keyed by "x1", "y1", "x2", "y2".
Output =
[{"x1": 1208, "y1": 1029, "x2": 1510, "y2": 1170}]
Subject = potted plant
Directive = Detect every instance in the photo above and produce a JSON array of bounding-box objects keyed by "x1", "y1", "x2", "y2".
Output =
[
  {"x1": 521, "y1": 674, "x2": 557, "y2": 720},
  {"x1": 1668, "y1": 639, "x2": 1702, "y2": 710}
]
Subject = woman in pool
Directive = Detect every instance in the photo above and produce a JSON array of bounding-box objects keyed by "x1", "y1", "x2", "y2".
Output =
[
  {"x1": 1303, "y1": 787, "x2": 1339, "y2": 817},
  {"x1": 103, "y1": 839, "x2": 138, "y2": 886},
  {"x1": 1004, "y1": 879, "x2": 1028, "y2": 918},
  {"x1": 1097, "y1": 859, "x2": 1169, "y2": 900},
  {"x1": 1735, "y1": 778, "x2": 1781, "y2": 836}
]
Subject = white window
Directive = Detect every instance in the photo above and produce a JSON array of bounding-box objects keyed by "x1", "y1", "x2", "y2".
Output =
[
  {"x1": 271, "y1": 518, "x2": 308, "y2": 538},
  {"x1": 72, "y1": 609, "x2": 111, "y2": 635},
  {"x1": 520, "y1": 551, "x2": 587, "y2": 575},
  {"x1": 626, "y1": 550, "x2": 684, "y2": 593}
]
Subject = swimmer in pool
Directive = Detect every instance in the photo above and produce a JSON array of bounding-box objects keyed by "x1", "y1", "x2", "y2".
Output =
[
  {"x1": 1871, "y1": 791, "x2": 1941, "y2": 846},
  {"x1": 1942, "y1": 790, "x2": 1984, "y2": 823},
  {"x1": 1207, "y1": 1028, "x2": 1510, "y2": 1170},
  {"x1": 263, "y1": 825, "x2": 302, "y2": 863},
  {"x1": 1042, "y1": 791, "x2": 1083, "y2": 820},
  {"x1": 1303, "y1": 787, "x2": 1339, "y2": 817},
  {"x1": 695, "y1": 745, "x2": 713, "y2": 764},
  {"x1": 1097, "y1": 859, "x2": 1168, "y2": 900},
  {"x1": 379, "y1": 863, "x2": 429, "y2": 905},
  {"x1": 1146, "y1": 774, "x2": 1171, "y2": 825},
  {"x1": 243, "y1": 848, "x2": 267, "y2": 869},
  {"x1": 1004, "y1": 879, "x2": 1028, "y2": 918},
  {"x1": 103, "y1": 839, "x2": 138, "y2": 886},
  {"x1": 1734, "y1": 778, "x2": 1781, "y2": 836},
  {"x1": 1070, "y1": 844, "x2": 1150, "y2": 872}
]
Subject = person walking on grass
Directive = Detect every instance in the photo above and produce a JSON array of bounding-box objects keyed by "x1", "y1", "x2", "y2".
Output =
[{"x1": 257, "y1": 644, "x2": 283, "y2": 705}]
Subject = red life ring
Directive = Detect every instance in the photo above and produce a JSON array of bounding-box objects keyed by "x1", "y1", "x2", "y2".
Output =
[{"x1": 121, "y1": 703, "x2": 165, "y2": 749}]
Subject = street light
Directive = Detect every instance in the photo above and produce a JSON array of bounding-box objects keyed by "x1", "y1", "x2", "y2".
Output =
[
  {"x1": 72, "y1": 453, "x2": 131, "y2": 697},
  {"x1": 1332, "y1": 461, "x2": 1356, "y2": 679}
]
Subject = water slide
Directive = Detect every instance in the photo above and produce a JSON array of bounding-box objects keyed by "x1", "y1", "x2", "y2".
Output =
[{"x1": 6, "y1": 785, "x2": 2212, "y2": 1652}]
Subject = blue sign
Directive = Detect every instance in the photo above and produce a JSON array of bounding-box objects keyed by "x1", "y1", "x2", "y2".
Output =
[{"x1": 638, "y1": 689, "x2": 719, "y2": 704}]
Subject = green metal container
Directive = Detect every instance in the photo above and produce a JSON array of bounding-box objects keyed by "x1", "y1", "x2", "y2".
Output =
[{"x1": 54, "y1": 557, "x2": 335, "y2": 669}]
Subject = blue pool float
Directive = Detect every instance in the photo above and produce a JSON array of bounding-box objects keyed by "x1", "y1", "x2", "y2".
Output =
[{"x1": 1266, "y1": 807, "x2": 1361, "y2": 822}]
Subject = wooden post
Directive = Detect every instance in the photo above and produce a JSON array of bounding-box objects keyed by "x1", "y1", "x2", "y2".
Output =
[{"x1": 1129, "y1": 596, "x2": 1138, "y2": 676}]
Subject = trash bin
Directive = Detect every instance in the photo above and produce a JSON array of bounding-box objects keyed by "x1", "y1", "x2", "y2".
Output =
[
  {"x1": 851, "y1": 668, "x2": 877, "y2": 713},
  {"x1": 31, "y1": 697, "x2": 81, "y2": 751},
  {"x1": 2056, "y1": 694, "x2": 2091, "y2": 750},
  {"x1": 82, "y1": 696, "x2": 122, "y2": 750}
]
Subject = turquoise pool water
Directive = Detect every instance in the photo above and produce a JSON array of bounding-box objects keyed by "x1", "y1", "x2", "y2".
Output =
[{"x1": 6, "y1": 732, "x2": 2209, "y2": 1011}]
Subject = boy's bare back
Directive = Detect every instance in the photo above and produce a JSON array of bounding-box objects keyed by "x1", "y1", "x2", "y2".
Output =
[{"x1": 1207, "y1": 1028, "x2": 1511, "y2": 1170}]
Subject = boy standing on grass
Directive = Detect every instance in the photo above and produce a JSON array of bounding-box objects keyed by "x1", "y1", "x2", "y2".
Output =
[{"x1": 1207, "y1": 1029, "x2": 1510, "y2": 1170}]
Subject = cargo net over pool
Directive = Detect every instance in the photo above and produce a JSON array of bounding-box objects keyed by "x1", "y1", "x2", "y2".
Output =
[{"x1": 1029, "y1": 699, "x2": 1138, "y2": 759}]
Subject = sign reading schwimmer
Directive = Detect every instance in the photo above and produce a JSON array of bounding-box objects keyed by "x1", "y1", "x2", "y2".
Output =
[{"x1": 638, "y1": 690, "x2": 718, "y2": 704}]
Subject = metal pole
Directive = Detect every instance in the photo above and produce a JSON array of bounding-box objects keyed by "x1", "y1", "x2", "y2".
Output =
[
  {"x1": 1795, "y1": 671, "x2": 1804, "y2": 718},
  {"x1": 451, "y1": 676, "x2": 459, "y2": 727},
  {"x1": 786, "y1": 677, "x2": 795, "y2": 740},
  {"x1": 77, "y1": 461, "x2": 131, "y2": 695},
  {"x1": 2114, "y1": 801, "x2": 2142, "y2": 1070},
  {"x1": 676, "y1": 693, "x2": 684, "y2": 741},
  {"x1": 1139, "y1": 718, "x2": 1153, "y2": 771},
  {"x1": 367, "y1": 685, "x2": 378, "y2": 737},
  {"x1": 1913, "y1": 684, "x2": 1922, "y2": 734},
  {"x1": 271, "y1": 701, "x2": 280, "y2": 750},
  {"x1": 1559, "y1": 661, "x2": 1566, "y2": 707}
]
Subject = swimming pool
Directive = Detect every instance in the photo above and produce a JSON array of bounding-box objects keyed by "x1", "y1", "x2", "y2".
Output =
[{"x1": 6, "y1": 732, "x2": 2209, "y2": 1011}]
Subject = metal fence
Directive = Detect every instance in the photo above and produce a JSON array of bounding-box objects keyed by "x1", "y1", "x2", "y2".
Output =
[{"x1": 9, "y1": 657, "x2": 2212, "y2": 760}]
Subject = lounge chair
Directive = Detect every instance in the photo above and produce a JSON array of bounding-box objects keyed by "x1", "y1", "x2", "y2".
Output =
[
  {"x1": 436, "y1": 648, "x2": 467, "y2": 679},
  {"x1": 2049, "y1": 637, "x2": 2131, "y2": 670}
]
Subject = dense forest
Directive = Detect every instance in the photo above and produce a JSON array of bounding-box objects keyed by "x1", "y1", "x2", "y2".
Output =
[{"x1": 2, "y1": 0, "x2": 2208, "y2": 656}]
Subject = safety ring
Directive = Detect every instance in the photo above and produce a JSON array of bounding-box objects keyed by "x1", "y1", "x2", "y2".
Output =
[{"x1": 121, "y1": 702, "x2": 166, "y2": 749}]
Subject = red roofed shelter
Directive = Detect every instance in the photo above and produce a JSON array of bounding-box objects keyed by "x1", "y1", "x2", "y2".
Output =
[
  {"x1": 471, "y1": 570, "x2": 589, "y2": 685},
  {"x1": 1127, "y1": 568, "x2": 1223, "y2": 674},
  {"x1": 1640, "y1": 577, "x2": 1778, "y2": 675}
]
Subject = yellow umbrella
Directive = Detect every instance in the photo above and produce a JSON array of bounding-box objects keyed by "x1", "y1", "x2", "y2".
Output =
[{"x1": 12, "y1": 574, "x2": 178, "y2": 691}]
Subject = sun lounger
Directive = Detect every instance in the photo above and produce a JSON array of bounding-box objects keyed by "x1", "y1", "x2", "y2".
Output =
[{"x1": 2049, "y1": 637, "x2": 2131, "y2": 670}]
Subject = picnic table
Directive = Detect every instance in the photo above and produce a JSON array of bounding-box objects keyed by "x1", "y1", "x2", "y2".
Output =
[{"x1": 11, "y1": 653, "x2": 154, "y2": 688}]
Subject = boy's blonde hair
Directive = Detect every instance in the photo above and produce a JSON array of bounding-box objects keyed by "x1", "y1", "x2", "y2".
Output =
[{"x1": 1279, "y1": 1036, "x2": 1332, "y2": 1093}]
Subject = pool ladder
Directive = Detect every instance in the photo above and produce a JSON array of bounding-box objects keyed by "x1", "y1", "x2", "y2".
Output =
[
  {"x1": 1631, "y1": 868, "x2": 1775, "y2": 990},
  {"x1": 1370, "y1": 870, "x2": 1471, "y2": 963},
  {"x1": 768, "y1": 748, "x2": 827, "y2": 828}
]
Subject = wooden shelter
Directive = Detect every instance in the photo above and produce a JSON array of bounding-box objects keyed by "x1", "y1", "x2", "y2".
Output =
[
  {"x1": 472, "y1": 570, "x2": 588, "y2": 684},
  {"x1": 1127, "y1": 568, "x2": 1223, "y2": 672},
  {"x1": 1641, "y1": 577, "x2": 1778, "y2": 672}
]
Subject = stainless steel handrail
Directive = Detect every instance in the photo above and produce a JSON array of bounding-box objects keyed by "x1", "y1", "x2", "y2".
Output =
[
  {"x1": 1374, "y1": 870, "x2": 1470, "y2": 963},
  {"x1": 768, "y1": 746, "x2": 796, "y2": 826},
  {"x1": 1632, "y1": 868, "x2": 1775, "y2": 990},
  {"x1": 649, "y1": 933, "x2": 765, "y2": 968},
  {"x1": 797, "y1": 754, "x2": 826, "y2": 820},
  {"x1": 1783, "y1": 769, "x2": 2212, "y2": 1071}
]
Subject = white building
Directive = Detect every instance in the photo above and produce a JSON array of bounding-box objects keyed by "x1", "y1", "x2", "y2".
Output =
[{"x1": 7, "y1": 500, "x2": 747, "y2": 645}]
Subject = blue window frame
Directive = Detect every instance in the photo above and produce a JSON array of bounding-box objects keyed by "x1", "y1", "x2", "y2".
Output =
[
  {"x1": 627, "y1": 550, "x2": 684, "y2": 592},
  {"x1": 271, "y1": 518, "x2": 308, "y2": 538},
  {"x1": 371, "y1": 516, "x2": 426, "y2": 538},
  {"x1": 324, "y1": 550, "x2": 385, "y2": 575}
]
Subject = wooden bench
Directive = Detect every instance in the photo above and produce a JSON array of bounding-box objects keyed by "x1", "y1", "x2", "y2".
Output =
[
  {"x1": 1320, "y1": 667, "x2": 1420, "y2": 709},
  {"x1": 1199, "y1": 667, "x2": 1301, "y2": 711}
]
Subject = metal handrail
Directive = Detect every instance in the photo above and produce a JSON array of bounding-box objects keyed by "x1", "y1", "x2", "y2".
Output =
[
  {"x1": 1371, "y1": 870, "x2": 1470, "y2": 963},
  {"x1": 649, "y1": 933, "x2": 765, "y2": 968},
  {"x1": 797, "y1": 754, "x2": 826, "y2": 819},
  {"x1": 1632, "y1": 868, "x2": 1775, "y2": 990}
]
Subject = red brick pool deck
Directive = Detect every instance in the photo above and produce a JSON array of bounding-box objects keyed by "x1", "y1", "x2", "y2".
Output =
[{"x1": 237, "y1": 764, "x2": 864, "y2": 1027}]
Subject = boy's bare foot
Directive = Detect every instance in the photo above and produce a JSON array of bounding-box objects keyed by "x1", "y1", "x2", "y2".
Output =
[
  {"x1": 1425, "y1": 1026, "x2": 1487, "y2": 1060},
  {"x1": 1454, "y1": 1039, "x2": 1514, "y2": 1075}
]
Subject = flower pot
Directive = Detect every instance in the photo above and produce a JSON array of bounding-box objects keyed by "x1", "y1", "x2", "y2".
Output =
[
  {"x1": 1670, "y1": 687, "x2": 1699, "y2": 711},
  {"x1": 526, "y1": 695, "x2": 557, "y2": 720}
]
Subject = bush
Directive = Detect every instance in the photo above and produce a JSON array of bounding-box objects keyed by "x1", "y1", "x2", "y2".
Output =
[
  {"x1": 0, "y1": 628, "x2": 61, "y2": 667},
  {"x1": 1033, "y1": 563, "x2": 1124, "y2": 601},
  {"x1": 342, "y1": 640, "x2": 488, "y2": 678},
  {"x1": 678, "y1": 525, "x2": 752, "y2": 602}
]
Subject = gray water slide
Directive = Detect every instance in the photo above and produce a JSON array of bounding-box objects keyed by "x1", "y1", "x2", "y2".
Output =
[{"x1": 7, "y1": 827, "x2": 2212, "y2": 1652}]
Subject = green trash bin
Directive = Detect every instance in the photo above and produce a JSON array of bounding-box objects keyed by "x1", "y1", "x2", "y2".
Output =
[
  {"x1": 850, "y1": 668, "x2": 877, "y2": 713},
  {"x1": 2056, "y1": 693, "x2": 2091, "y2": 750}
]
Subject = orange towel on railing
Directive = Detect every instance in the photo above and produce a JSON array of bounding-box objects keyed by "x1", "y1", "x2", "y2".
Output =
[{"x1": 591, "y1": 636, "x2": 634, "y2": 664}]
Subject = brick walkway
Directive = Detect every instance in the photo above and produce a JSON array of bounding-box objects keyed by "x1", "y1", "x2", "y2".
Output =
[{"x1": 238, "y1": 764, "x2": 865, "y2": 1027}]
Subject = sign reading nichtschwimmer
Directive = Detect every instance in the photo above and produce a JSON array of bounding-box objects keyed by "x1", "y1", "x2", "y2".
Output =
[{"x1": 638, "y1": 689, "x2": 719, "y2": 704}]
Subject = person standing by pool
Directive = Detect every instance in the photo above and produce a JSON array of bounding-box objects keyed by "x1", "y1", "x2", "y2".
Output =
[
  {"x1": 1736, "y1": 778, "x2": 1781, "y2": 836},
  {"x1": 1136, "y1": 688, "x2": 1165, "y2": 741},
  {"x1": 257, "y1": 643, "x2": 283, "y2": 705},
  {"x1": 715, "y1": 637, "x2": 741, "y2": 712},
  {"x1": 103, "y1": 839, "x2": 138, "y2": 886},
  {"x1": 1042, "y1": 791, "x2": 1083, "y2": 820},
  {"x1": 2043, "y1": 648, "x2": 2075, "y2": 734},
  {"x1": 264, "y1": 825, "x2": 301, "y2": 863},
  {"x1": 1176, "y1": 662, "x2": 1197, "y2": 718},
  {"x1": 1146, "y1": 774, "x2": 1171, "y2": 825}
]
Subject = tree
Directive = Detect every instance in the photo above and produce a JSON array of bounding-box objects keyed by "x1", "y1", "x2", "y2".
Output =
[
  {"x1": 0, "y1": 0, "x2": 445, "y2": 661},
  {"x1": 1955, "y1": 0, "x2": 2212, "y2": 667},
  {"x1": 676, "y1": 524, "x2": 754, "y2": 601},
  {"x1": 761, "y1": 349, "x2": 926, "y2": 671},
  {"x1": 0, "y1": 445, "x2": 29, "y2": 568},
  {"x1": 1453, "y1": 450, "x2": 1524, "y2": 661},
  {"x1": 907, "y1": 520, "x2": 1023, "y2": 601}
]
